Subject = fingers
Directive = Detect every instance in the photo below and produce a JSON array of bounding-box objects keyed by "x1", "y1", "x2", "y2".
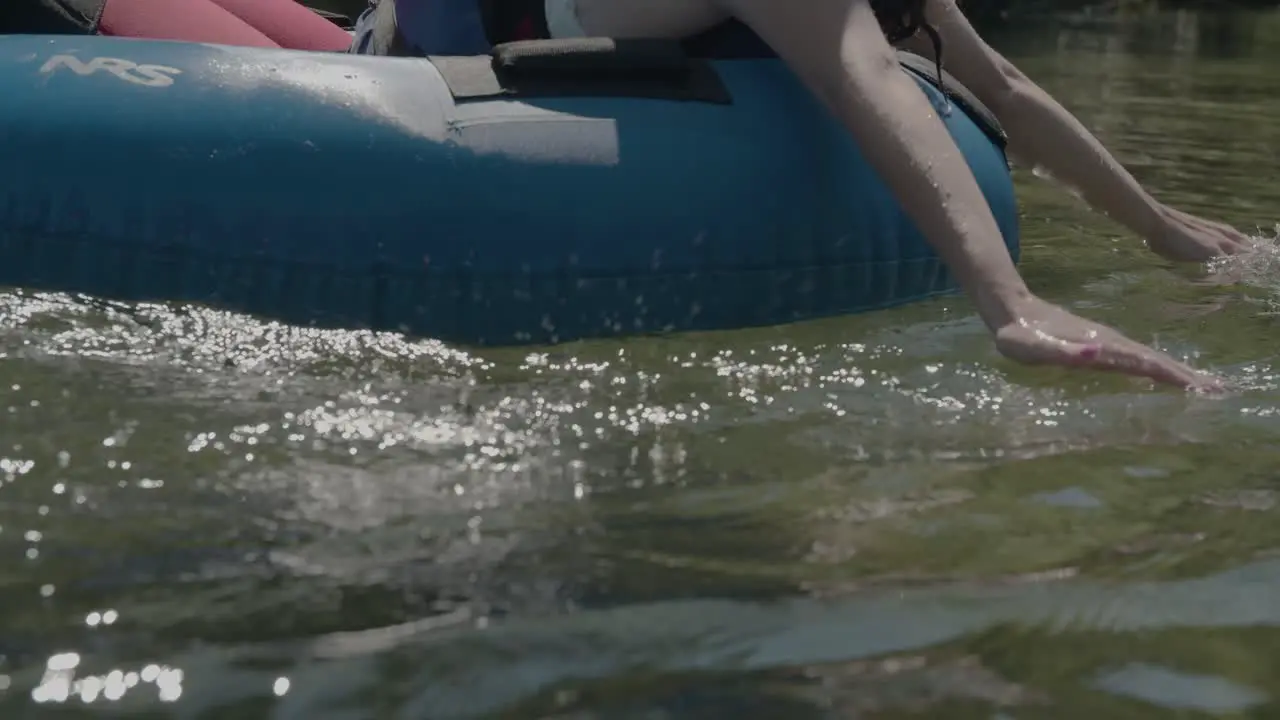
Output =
[
  {"x1": 1205, "y1": 218, "x2": 1250, "y2": 243},
  {"x1": 1206, "y1": 221, "x2": 1250, "y2": 249},
  {"x1": 1176, "y1": 210, "x2": 1252, "y2": 249},
  {"x1": 1220, "y1": 225, "x2": 1251, "y2": 244},
  {"x1": 1075, "y1": 341, "x2": 1221, "y2": 390},
  {"x1": 998, "y1": 328, "x2": 1220, "y2": 390}
]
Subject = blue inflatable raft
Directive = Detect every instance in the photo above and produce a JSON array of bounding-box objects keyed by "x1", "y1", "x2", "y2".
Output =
[{"x1": 0, "y1": 35, "x2": 1018, "y2": 345}]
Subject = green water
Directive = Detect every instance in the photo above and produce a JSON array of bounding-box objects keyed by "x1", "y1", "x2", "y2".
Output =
[{"x1": 5, "y1": 7, "x2": 1280, "y2": 718}]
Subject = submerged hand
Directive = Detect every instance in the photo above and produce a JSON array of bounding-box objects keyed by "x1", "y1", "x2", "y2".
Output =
[
  {"x1": 990, "y1": 295, "x2": 1221, "y2": 391},
  {"x1": 1145, "y1": 204, "x2": 1252, "y2": 262}
]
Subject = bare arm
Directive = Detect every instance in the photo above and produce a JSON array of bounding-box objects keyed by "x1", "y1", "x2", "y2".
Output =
[
  {"x1": 898, "y1": 1, "x2": 1166, "y2": 239},
  {"x1": 722, "y1": 0, "x2": 1030, "y2": 328}
]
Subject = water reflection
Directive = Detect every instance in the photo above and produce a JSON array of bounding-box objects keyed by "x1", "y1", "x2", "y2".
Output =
[
  {"x1": 29, "y1": 653, "x2": 184, "y2": 707},
  {"x1": 2, "y1": 287, "x2": 1278, "y2": 717},
  {"x1": 15, "y1": 553, "x2": 1280, "y2": 716}
]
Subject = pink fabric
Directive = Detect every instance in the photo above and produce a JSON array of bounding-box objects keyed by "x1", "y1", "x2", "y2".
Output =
[
  {"x1": 98, "y1": 0, "x2": 353, "y2": 52},
  {"x1": 206, "y1": 0, "x2": 353, "y2": 51}
]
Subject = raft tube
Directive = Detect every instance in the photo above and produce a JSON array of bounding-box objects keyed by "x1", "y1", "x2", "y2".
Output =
[{"x1": 0, "y1": 35, "x2": 1019, "y2": 345}]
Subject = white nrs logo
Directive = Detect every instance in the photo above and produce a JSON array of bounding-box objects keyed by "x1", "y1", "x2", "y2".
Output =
[{"x1": 39, "y1": 55, "x2": 182, "y2": 88}]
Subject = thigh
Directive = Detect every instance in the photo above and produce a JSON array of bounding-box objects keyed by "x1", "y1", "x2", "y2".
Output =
[
  {"x1": 206, "y1": 0, "x2": 354, "y2": 51},
  {"x1": 98, "y1": 0, "x2": 279, "y2": 46},
  {"x1": 567, "y1": 0, "x2": 726, "y2": 38}
]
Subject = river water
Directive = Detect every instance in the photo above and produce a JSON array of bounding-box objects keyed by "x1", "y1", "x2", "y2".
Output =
[{"x1": 4, "y1": 7, "x2": 1280, "y2": 718}]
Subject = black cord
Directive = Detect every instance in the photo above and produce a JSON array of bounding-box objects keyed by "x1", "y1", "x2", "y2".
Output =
[{"x1": 873, "y1": 0, "x2": 947, "y2": 97}]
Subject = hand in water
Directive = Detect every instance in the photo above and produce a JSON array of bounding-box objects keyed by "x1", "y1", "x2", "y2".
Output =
[
  {"x1": 1145, "y1": 204, "x2": 1252, "y2": 262},
  {"x1": 991, "y1": 295, "x2": 1221, "y2": 391}
]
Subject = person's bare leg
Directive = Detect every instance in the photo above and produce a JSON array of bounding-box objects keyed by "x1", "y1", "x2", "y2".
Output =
[
  {"x1": 715, "y1": 0, "x2": 1215, "y2": 387},
  {"x1": 894, "y1": 0, "x2": 1248, "y2": 260},
  {"x1": 549, "y1": 0, "x2": 1217, "y2": 387}
]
